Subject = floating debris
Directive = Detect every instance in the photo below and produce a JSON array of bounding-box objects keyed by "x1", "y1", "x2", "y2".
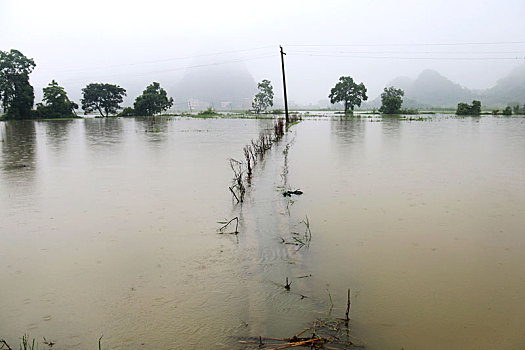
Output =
[
  {"x1": 237, "y1": 317, "x2": 364, "y2": 349},
  {"x1": 282, "y1": 189, "x2": 303, "y2": 197}
]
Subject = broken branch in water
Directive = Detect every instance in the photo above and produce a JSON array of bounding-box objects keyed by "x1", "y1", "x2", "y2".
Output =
[
  {"x1": 236, "y1": 286, "x2": 360, "y2": 349},
  {"x1": 268, "y1": 337, "x2": 324, "y2": 350},
  {"x1": 237, "y1": 320, "x2": 362, "y2": 350},
  {"x1": 228, "y1": 186, "x2": 240, "y2": 203},
  {"x1": 217, "y1": 217, "x2": 239, "y2": 234},
  {"x1": 229, "y1": 158, "x2": 246, "y2": 203},
  {"x1": 0, "y1": 339, "x2": 13, "y2": 350},
  {"x1": 243, "y1": 145, "x2": 253, "y2": 179}
]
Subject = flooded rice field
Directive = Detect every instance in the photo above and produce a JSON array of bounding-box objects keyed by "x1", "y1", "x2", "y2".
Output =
[{"x1": 1, "y1": 115, "x2": 525, "y2": 349}]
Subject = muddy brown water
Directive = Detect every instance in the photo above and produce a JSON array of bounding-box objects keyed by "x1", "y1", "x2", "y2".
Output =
[{"x1": 1, "y1": 116, "x2": 524, "y2": 349}]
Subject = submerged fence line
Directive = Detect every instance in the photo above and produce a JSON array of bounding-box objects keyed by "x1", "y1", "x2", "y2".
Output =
[{"x1": 228, "y1": 118, "x2": 285, "y2": 203}]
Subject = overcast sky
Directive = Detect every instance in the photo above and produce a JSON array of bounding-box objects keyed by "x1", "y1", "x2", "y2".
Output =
[{"x1": 1, "y1": 0, "x2": 524, "y2": 106}]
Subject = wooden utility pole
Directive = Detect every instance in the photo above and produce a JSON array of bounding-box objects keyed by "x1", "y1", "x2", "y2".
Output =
[{"x1": 280, "y1": 45, "x2": 289, "y2": 124}]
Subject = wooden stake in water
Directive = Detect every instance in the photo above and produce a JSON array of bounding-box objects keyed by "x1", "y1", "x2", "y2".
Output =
[
  {"x1": 285, "y1": 277, "x2": 291, "y2": 290},
  {"x1": 345, "y1": 288, "x2": 351, "y2": 323}
]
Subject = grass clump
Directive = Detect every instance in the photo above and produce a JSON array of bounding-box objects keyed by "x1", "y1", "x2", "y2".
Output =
[{"x1": 197, "y1": 107, "x2": 220, "y2": 117}]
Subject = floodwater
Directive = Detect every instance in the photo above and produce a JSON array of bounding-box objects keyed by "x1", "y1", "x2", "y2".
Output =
[{"x1": 1, "y1": 115, "x2": 524, "y2": 349}]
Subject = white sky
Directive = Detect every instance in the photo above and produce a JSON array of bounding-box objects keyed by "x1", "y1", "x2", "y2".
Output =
[{"x1": 1, "y1": 0, "x2": 524, "y2": 105}]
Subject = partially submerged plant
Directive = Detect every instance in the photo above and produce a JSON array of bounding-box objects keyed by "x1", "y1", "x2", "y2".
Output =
[
  {"x1": 229, "y1": 158, "x2": 245, "y2": 203},
  {"x1": 302, "y1": 215, "x2": 312, "y2": 242},
  {"x1": 217, "y1": 217, "x2": 239, "y2": 234},
  {"x1": 243, "y1": 145, "x2": 254, "y2": 179},
  {"x1": 227, "y1": 119, "x2": 287, "y2": 203}
]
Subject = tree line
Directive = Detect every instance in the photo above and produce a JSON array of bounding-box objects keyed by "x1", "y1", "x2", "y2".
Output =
[
  {"x1": 0, "y1": 49, "x2": 409, "y2": 119},
  {"x1": 252, "y1": 76, "x2": 405, "y2": 115},
  {"x1": 3, "y1": 49, "x2": 521, "y2": 119},
  {"x1": 455, "y1": 100, "x2": 525, "y2": 116},
  {"x1": 0, "y1": 49, "x2": 173, "y2": 119}
]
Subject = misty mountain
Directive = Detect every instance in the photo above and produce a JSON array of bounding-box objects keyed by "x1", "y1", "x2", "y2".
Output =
[
  {"x1": 171, "y1": 63, "x2": 257, "y2": 110},
  {"x1": 481, "y1": 64, "x2": 525, "y2": 106},
  {"x1": 367, "y1": 65, "x2": 525, "y2": 108},
  {"x1": 368, "y1": 69, "x2": 473, "y2": 108}
]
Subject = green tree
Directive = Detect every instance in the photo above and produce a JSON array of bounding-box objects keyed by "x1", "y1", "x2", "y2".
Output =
[
  {"x1": 329, "y1": 76, "x2": 368, "y2": 115},
  {"x1": 133, "y1": 82, "x2": 174, "y2": 116},
  {"x1": 502, "y1": 106, "x2": 513, "y2": 115},
  {"x1": 456, "y1": 100, "x2": 481, "y2": 115},
  {"x1": 252, "y1": 79, "x2": 274, "y2": 114},
  {"x1": 379, "y1": 86, "x2": 404, "y2": 114},
  {"x1": 118, "y1": 107, "x2": 136, "y2": 117},
  {"x1": 0, "y1": 49, "x2": 36, "y2": 119},
  {"x1": 36, "y1": 80, "x2": 78, "y2": 118},
  {"x1": 81, "y1": 83, "x2": 126, "y2": 117},
  {"x1": 470, "y1": 100, "x2": 481, "y2": 115},
  {"x1": 456, "y1": 103, "x2": 471, "y2": 115}
]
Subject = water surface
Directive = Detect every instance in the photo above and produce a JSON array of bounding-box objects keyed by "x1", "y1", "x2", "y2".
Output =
[{"x1": 1, "y1": 115, "x2": 524, "y2": 349}]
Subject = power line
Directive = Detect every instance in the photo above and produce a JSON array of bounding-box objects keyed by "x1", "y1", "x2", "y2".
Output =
[
  {"x1": 290, "y1": 53, "x2": 525, "y2": 60},
  {"x1": 288, "y1": 50, "x2": 525, "y2": 55},
  {"x1": 146, "y1": 54, "x2": 276, "y2": 74},
  {"x1": 55, "y1": 54, "x2": 276, "y2": 84},
  {"x1": 286, "y1": 41, "x2": 525, "y2": 47},
  {"x1": 37, "y1": 41, "x2": 525, "y2": 78},
  {"x1": 36, "y1": 41, "x2": 525, "y2": 86},
  {"x1": 37, "y1": 46, "x2": 276, "y2": 74}
]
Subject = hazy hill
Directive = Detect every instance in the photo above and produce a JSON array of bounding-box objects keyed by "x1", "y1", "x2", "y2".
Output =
[
  {"x1": 367, "y1": 65, "x2": 525, "y2": 108},
  {"x1": 171, "y1": 63, "x2": 257, "y2": 110},
  {"x1": 482, "y1": 64, "x2": 525, "y2": 106}
]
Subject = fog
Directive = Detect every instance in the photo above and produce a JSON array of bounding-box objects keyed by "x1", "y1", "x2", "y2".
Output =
[{"x1": 1, "y1": 0, "x2": 524, "y2": 108}]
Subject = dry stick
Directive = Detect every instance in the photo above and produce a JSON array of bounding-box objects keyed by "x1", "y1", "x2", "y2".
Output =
[
  {"x1": 218, "y1": 217, "x2": 239, "y2": 234},
  {"x1": 249, "y1": 146, "x2": 256, "y2": 165},
  {"x1": 323, "y1": 346, "x2": 341, "y2": 350},
  {"x1": 238, "y1": 340, "x2": 281, "y2": 345},
  {"x1": 243, "y1": 145, "x2": 252, "y2": 177},
  {"x1": 345, "y1": 288, "x2": 351, "y2": 323},
  {"x1": 229, "y1": 186, "x2": 239, "y2": 203},
  {"x1": 0, "y1": 340, "x2": 13, "y2": 350},
  {"x1": 229, "y1": 158, "x2": 245, "y2": 202},
  {"x1": 268, "y1": 338, "x2": 324, "y2": 350},
  {"x1": 291, "y1": 328, "x2": 311, "y2": 339}
]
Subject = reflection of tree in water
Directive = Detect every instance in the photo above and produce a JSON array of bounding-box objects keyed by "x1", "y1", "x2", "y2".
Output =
[
  {"x1": 83, "y1": 118, "x2": 125, "y2": 147},
  {"x1": 330, "y1": 118, "x2": 366, "y2": 147},
  {"x1": 0, "y1": 121, "x2": 37, "y2": 192},
  {"x1": 1, "y1": 121, "x2": 37, "y2": 169},
  {"x1": 134, "y1": 116, "x2": 170, "y2": 137},
  {"x1": 380, "y1": 116, "x2": 403, "y2": 139},
  {"x1": 256, "y1": 118, "x2": 274, "y2": 134},
  {"x1": 42, "y1": 120, "x2": 75, "y2": 152}
]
